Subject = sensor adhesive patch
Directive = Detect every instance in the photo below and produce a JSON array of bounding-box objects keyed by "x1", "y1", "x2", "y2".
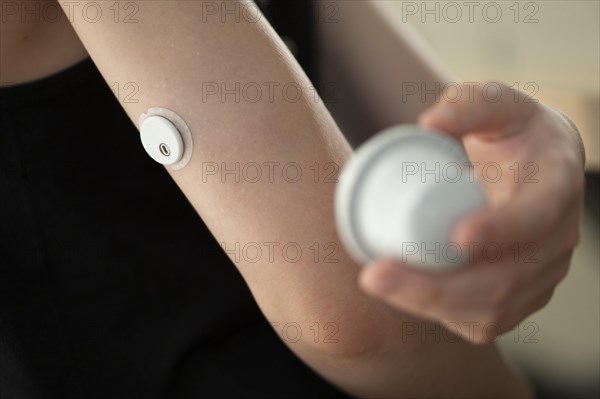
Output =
[{"x1": 139, "y1": 108, "x2": 193, "y2": 170}]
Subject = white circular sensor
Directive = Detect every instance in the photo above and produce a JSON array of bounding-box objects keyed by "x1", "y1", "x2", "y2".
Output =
[
  {"x1": 140, "y1": 115, "x2": 184, "y2": 165},
  {"x1": 335, "y1": 125, "x2": 487, "y2": 270}
]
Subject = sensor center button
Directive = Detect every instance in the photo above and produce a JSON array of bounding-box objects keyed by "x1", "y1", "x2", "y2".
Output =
[{"x1": 140, "y1": 115, "x2": 184, "y2": 165}]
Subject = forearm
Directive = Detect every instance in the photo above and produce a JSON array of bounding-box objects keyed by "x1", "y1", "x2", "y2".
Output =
[
  {"x1": 318, "y1": 0, "x2": 454, "y2": 127},
  {"x1": 59, "y1": 1, "x2": 529, "y2": 396}
]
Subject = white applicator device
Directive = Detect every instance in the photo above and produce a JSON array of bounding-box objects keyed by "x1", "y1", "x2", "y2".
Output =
[{"x1": 335, "y1": 125, "x2": 487, "y2": 270}]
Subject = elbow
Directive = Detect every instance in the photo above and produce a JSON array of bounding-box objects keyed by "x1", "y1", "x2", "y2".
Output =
[{"x1": 273, "y1": 300, "x2": 396, "y2": 361}]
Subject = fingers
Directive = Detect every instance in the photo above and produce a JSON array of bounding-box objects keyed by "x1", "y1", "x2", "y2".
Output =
[
  {"x1": 454, "y1": 190, "x2": 560, "y2": 256},
  {"x1": 417, "y1": 82, "x2": 540, "y2": 140},
  {"x1": 453, "y1": 158, "x2": 577, "y2": 255},
  {"x1": 359, "y1": 260, "x2": 515, "y2": 343},
  {"x1": 360, "y1": 258, "x2": 518, "y2": 314},
  {"x1": 359, "y1": 249, "x2": 573, "y2": 344}
]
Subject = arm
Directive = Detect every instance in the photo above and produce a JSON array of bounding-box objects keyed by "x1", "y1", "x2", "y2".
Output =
[
  {"x1": 58, "y1": 1, "x2": 530, "y2": 397},
  {"x1": 317, "y1": 0, "x2": 453, "y2": 129}
]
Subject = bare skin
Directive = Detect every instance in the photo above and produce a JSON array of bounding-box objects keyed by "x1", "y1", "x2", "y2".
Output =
[
  {"x1": 0, "y1": 0, "x2": 88, "y2": 85},
  {"x1": 6, "y1": 0, "x2": 587, "y2": 397}
]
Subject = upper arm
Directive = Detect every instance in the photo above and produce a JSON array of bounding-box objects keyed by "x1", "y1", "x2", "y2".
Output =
[{"x1": 58, "y1": 0, "x2": 376, "y2": 363}]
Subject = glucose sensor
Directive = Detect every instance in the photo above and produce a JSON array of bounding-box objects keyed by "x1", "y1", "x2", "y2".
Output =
[
  {"x1": 139, "y1": 108, "x2": 193, "y2": 170},
  {"x1": 335, "y1": 125, "x2": 487, "y2": 270}
]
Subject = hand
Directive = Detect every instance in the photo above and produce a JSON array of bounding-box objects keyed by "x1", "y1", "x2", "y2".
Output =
[{"x1": 358, "y1": 82, "x2": 586, "y2": 344}]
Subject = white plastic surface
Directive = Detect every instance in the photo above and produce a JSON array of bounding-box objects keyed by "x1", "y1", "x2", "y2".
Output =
[
  {"x1": 335, "y1": 125, "x2": 487, "y2": 270},
  {"x1": 140, "y1": 115, "x2": 184, "y2": 166}
]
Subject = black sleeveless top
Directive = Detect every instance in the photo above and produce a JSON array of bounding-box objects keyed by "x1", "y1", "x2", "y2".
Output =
[{"x1": 0, "y1": 1, "x2": 348, "y2": 398}]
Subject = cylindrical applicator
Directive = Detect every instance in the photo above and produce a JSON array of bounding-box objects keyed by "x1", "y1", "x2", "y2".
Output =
[{"x1": 335, "y1": 125, "x2": 487, "y2": 270}]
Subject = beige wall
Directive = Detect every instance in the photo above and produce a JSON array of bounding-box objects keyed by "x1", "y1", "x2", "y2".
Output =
[{"x1": 393, "y1": 0, "x2": 600, "y2": 170}]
